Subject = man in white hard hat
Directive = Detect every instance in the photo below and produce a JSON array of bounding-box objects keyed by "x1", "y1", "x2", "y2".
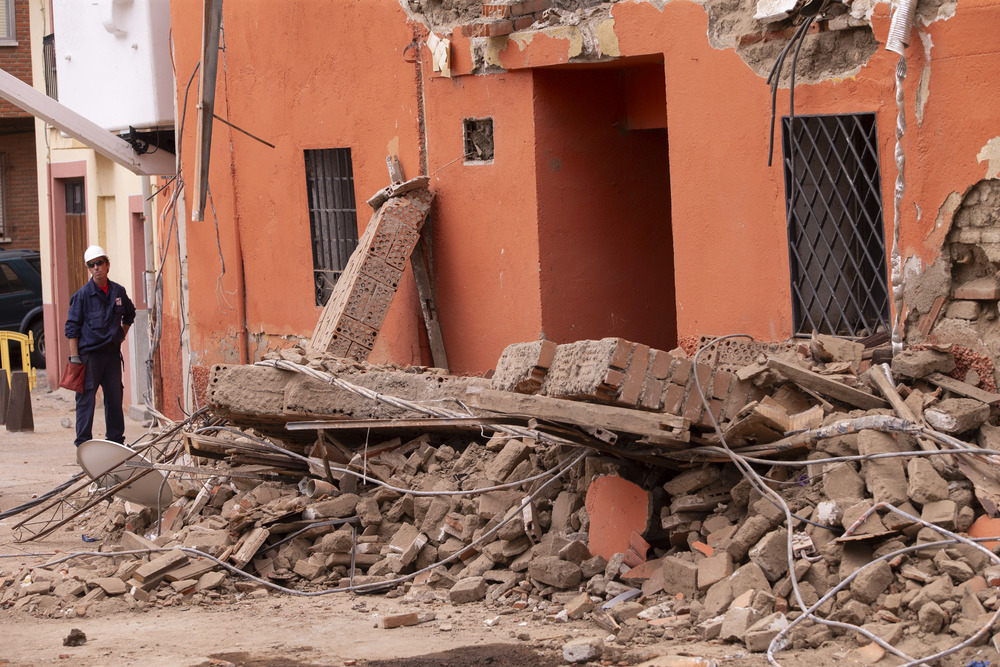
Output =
[{"x1": 64, "y1": 245, "x2": 136, "y2": 446}]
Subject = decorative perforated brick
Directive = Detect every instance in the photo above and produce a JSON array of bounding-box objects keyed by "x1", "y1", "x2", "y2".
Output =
[
  {"x1": 362, "y1": 282, "x2": 396, "y2": 328},
  {"x1": 360, "y1": 254, "x2": 405, "y2": 289},
  {"x1": 343, "y1": 275, "x2": 378, "y2": 321},
  {"x1": 385, "y1": 224, "x2": 422, "y2": 269},
  {"x1": 335, "y1": 316, "x2": 378, "y2": 349}
]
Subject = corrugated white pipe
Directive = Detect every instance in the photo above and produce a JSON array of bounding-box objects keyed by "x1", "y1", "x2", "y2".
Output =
[
  {"x1": 886, "y1": 0, "x2": 919, "y2": 55},
  {"x1": 887, "y1": 0, "x2": 919, "y2": 354}
]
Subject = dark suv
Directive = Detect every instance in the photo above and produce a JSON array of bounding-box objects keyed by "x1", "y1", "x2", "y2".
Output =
[{"x1": 0, "y1": 249, "x2": 45, "y2": 368}]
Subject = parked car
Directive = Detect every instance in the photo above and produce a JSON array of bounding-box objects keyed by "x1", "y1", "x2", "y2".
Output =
[{"x1": 0, "y1": 249, "x2": 45, "y2": 368}]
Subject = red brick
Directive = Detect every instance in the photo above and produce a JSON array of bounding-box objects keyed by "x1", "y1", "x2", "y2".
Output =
[
  {"x1": 618, "y1": 345, "x2": 650, "y2": 407},
  {"x1": 513, "y1": 14, "x2": 535, "y2": 30},
  {"x1": 670, "y1": 358, "x2": 692, "y2": 385},
  {"x1": 712, "y1": 370, "x2": 734, "y2": 400},
  {"x1": 681, "y1": 390, "x2": 704, "y2": 423},
  {"x1": 705, "y1": 399, "x2": 724, "y2": 426},
  {"x1": 649, "y1": 350, "x2": 673, "y2": 380},
  {"x1": 639, "y1": 377, "x2": 664, "y2": 411},
  {"x1": 953, "y1": 278, "x2": 1000, "y2": 300},
  {"x1": 694, "y1": 362, "x2": 713, "y2": 395},
  {"x1": 536, "y1": 339, "x2": 557, "y2": 369},
  {"x1": 663, "y1": 383, "x2": 685, "y2": 415},
  {"x1": 721, "y1": 378, "x2": 753, "y2": 421},
  {"x1": 465, "y1": 19, "x2": 515, "y2": 37},
  {"x1": 602, "y1": 367, "x2": 625, "y2": 391},
  {"x1": 609, "y1": 338, "x2": 634, "y2": 370}
]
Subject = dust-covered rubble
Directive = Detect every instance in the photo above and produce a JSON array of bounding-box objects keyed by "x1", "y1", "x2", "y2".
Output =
[{"x1": 5, "y1": 334, "x2": 1000, "y2": 665}]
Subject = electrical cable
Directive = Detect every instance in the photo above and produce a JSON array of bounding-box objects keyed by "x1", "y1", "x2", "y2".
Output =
[{"x1": 34, "y1": 448, "x2": 591, "y2": 597}]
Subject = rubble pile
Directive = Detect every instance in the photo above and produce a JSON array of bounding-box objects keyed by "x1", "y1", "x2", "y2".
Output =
[{"x1": 5, "y1": 334, "x2": 1000, "y2": 663}]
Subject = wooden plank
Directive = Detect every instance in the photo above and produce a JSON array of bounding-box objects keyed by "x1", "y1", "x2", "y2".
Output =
[
  {"x1": 464, "y1": 387, "x2": 689, "y2": 443},
  {"x1": 286, "y1": 417, "x2": 519, "y2": 431},
  {"x1": 924, "y1": 372, "x2": 1000, "y2": 405},
  {"x1": 134, "y1": 549, "x2": 189, "y2": 583},
  {"x1": 230, "y1": 527, "x2": 270, "y2": 569},
  {"x1": 766, "y1": 357, "x2": 887, "y2": 410},
  {"x1": 866, "y1": 368, "x2": 936, "y2": 441},
  {"x1": 411, "y1": 239, "x2": 449, "y2": 370}
]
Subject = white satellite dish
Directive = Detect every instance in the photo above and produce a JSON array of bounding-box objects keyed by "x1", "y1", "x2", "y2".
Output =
[{"x1": 76, "y1": 439, "x2": 173, "y2": 508}]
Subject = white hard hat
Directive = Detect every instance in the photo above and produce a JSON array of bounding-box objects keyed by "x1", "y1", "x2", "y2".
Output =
[{"x1": 84, "y1": 245, "x2": 108, "y2": 263}]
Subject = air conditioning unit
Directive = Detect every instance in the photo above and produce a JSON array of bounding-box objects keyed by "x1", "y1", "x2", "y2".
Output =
[{"x1": 52, "y1": 0, "x2": 174, "y2": 133}]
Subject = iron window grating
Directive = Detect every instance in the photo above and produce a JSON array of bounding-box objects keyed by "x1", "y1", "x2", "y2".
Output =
[
  {"x1": 782, "y1": 112, "x2": 890, "y2": 338},
  {"x1": 43, "y1": 34, "x2": 57, "y2": 100},
  {"x1": 305, "y1": 148, "x2": 359, "y2": 306}
]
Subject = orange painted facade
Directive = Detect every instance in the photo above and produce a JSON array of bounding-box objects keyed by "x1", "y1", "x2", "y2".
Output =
[{"x1": 159, "y1": 0, "x2": 1000, "y2": 417}]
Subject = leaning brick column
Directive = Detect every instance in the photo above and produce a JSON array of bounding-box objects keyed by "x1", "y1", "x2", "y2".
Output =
[{"x1": 308, "y1": 185, "x2": 434, "y2": 360}]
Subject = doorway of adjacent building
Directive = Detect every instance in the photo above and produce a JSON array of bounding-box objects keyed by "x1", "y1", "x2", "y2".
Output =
[
  {"x1": 533, "y1": 60, "x2": 676, "y2": 350},
  {"x1": 64, "y1": 178, "x2": 88, "y2": 295}
]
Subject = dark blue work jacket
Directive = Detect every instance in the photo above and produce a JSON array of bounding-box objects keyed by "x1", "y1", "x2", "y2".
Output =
[{"x1": 65, "y1": 279, "x2": 136, "y2": 356}]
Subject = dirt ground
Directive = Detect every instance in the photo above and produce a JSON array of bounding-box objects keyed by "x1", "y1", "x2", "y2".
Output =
[{"x1": 0, "y1": 378, "x2": 972, "y2": 667}]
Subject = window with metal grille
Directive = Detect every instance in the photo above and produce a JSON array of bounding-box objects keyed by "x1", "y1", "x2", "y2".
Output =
[
  {"x1": 43, "y1": 34, "x2": 58, "y2": 99},
  {"x1": 782, "y1": 113, "x2": 890, "y2": 338},
  {"x1": 305, "y1": 148, "x2": 359, "y2": 306}
]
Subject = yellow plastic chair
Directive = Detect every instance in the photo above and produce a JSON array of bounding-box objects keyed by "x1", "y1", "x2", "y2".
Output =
[{"x1": 0, "y1": 330, "x2": 37, "y2": 390}]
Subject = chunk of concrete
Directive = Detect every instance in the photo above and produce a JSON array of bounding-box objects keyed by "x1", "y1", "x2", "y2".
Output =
[
  {"x1": 528, "y1": 556, "x2": 582, "y2": 589},
  {"x1": 449, "y1": 576, "x2": 488, "y2": 604},
  {"x1": 925, "y1": 398, "x2": 991, "y2": 434},
  {"x1": 661, "y1": 555, "x2": 698, "y2": 597},
  {"x1": 563, "y1": 636, "x2": 604, "y2": 663},
  {"x1": 890, "y1": 349, "x2": 955, "y2": 378},
  {"x1": 906, "y1": 458, "x2": 950, "y2": 505},
  {"x1": 748, "y1": 529, "x2": 789, "y2": 582},
  {"x1": 858, "y1": 430, "x2": 908, "y2": 506},
  {"x1": 850, "y1": 560, "x2": 893, "y2": 604}
]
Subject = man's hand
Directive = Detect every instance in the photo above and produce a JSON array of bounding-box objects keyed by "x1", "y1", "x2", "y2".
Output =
[{"x1": 69, "y1": 355, "x2": 83, "y2": 364}]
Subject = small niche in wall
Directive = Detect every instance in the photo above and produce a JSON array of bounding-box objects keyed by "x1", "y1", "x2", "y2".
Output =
[{"x1": 463, "y1": 117, "x2": 494, "y2": 163}]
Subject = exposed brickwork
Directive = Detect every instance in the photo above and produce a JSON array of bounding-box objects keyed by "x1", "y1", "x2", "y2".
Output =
[
  {"x1": 497, "y1": 337, "x2": 756, "y2": 429},
  {"x1": 461, "y1": 0, "x2": 549, "y2": 38},
  {"x1": 0, "y1": 0, "x2": 35, "y2": 119},
  {"x1": 308, "y1": 184, "x2": 434, "y2": 361},
  {"x1": 0, "y1": 117, "x2": 39, "y2": 249}
]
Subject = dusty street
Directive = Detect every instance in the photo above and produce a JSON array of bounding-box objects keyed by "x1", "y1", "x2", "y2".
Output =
[{"x1": 0, "y1": 378, "x2": 767, "y2": 667}]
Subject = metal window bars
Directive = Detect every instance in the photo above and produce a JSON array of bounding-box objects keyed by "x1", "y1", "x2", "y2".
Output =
[
  {"x1": 782, "y1": 113, "x2": 891, "y2": 338},
  {"x1": 305, "y1": 148, "x2": 359, "y2": 306}
]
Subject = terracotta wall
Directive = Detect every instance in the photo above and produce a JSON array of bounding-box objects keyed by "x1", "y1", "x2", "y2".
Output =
[
  {"x1": 162, "y1": 0, "x2": 1000, "y2": 413},
  {"x1": 533, "y1": 64, "x2": 675, "y2": 351}
]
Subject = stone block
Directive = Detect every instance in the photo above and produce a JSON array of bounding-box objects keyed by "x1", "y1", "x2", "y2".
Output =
[
  {"x1": 925, "y1": 398, "x2": 991, "y2": 434},
  {"x1": 720, "y1": 606, "x2": 761, "y2": 643},
  {"x1": 660, "y1": 555, "x2": 698, "y2": 597},
  {"x1": 858, "y1": 430, "x2": 908, "y2": 506},
  {"x1": 906, "y1": 458, "x2": 949, "y2": 505},
  {"x1": 528, "y1": 556, "x2": 582, "y2": 589},
  {"x1": 697, "y1": 553, "x2": 733, "y2": 591},
  {"x1": 748, "y1": 529, "x2": 789, "y2": 582},
  {"x1": 890, "y1": 349, "x2": 956, "y2": 378},
  {"x1": 562, "y1": 637, "x2": 603, "y2": 664},
  {"x1": 449, "y1": 576, "x2": 488, "y2": 604},
  {"x1": 850, "y1": 560, "x2": 893, "y2": 604}
]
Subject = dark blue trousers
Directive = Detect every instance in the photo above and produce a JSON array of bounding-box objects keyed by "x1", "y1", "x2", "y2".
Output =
[{"x1": 74, "y1": 346, "x2": 125, "y2": 446}]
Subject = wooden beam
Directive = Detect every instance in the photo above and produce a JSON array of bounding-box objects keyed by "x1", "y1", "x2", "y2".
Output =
[
  {"x1": 191, "y1": 0, "x2": 223, "y2": 221},
  {"x1": 411, "y1": 239, "x2": 449, "y2": 370},
  {"x1": 924, "y1": 372, "x2": 1000, "y2": 405},
  {"x1": 0, "y1": 68, "x2": 175, "y2": 176},
  {"x1": 464, "y1": 387, "x2": 689, "y2": 446},
  {"x1": 766, "y1": 357, "x2": 887, "y2": 410}
]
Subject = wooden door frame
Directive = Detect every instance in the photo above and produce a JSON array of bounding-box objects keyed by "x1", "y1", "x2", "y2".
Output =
[{"x1": 45, "y1": 160, "x2": 87, "y2": 385}]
